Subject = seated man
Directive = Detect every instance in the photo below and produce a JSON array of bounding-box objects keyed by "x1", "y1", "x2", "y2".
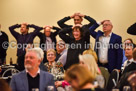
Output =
[
  {"x1": 122, "y1": 44, "x2": 135, "y2": 71},
  {"x1": 10, "y1": 47, "x2": 55, "y2": 91},
  {"x1": 122, "y1": 48, "x2": 136, "y2": 75}
]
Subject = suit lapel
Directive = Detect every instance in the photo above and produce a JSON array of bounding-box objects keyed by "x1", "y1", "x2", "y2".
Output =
[
  {"x1": 39, "y1": 70, "x2": 44, "y2": 91},
  {"x1": 109, "y1": 33, "x2": 115, "y2": 44},
  {"x1": 21, "y1": 71, "x2": 29, "y2": 91}
]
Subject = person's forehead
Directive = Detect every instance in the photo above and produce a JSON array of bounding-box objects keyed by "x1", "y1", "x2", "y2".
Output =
[
  {"x1": 45, "y1": 28, "x2": 51, "y2": 31},
  {"x1": 47, "y1": 51, "x2": 54, "y2": 54},
  {"x1": 21, "y1": 25, "x2": 27, "y2": 28},
  {"x1": 103, "y1": 21, "x2": 111, "y2": 24},
  {"x1": 124, "y1": 40, "x2": 131, "y2": 43},
  {"x1": 26, "y1": 51, "x2": 36, "y2": 56},
  {"x1": 74, "y1": 15, "x2": 81, "y2": 19},
  {"x1": 57, "y1": 41, "x2": 65, "y2": 45},
  {"x1": 73, "y1": 28, "x2": 80, "y2": 31}
]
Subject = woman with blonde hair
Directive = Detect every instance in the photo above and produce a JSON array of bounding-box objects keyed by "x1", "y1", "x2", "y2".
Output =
[
  {"x1": 79, "y1": 54, "x2": 105, "y2": 88},
  {"x1": 65, "y1": 64, "x2": 105, "y2": 91},
  {"x1": 44, "y1": 49, "x2": 64, "y2": 81},
  {"x1": 79, "y1": 54, "x2": 100, "y2": 78},
  {"x1": 82, "y1": 48, "x2": 98, "y2": 62}
]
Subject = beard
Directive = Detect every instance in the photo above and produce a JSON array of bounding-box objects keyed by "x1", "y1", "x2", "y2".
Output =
[
  {"x1": 24, "y1": 62, "x2": 33, "y2": 70},
  {"x1": 25, "y1": 65, "x2": 33, "y2": 70}
]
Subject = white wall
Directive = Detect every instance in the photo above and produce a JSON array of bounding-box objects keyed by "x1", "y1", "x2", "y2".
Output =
[{"x1": 0, "y1": 0, "x2": 135, "y2": 64}]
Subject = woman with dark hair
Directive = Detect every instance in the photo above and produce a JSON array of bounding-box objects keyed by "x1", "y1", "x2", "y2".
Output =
[{"x1": 59, "y1": 24, "x2": 90, "y2": 70}]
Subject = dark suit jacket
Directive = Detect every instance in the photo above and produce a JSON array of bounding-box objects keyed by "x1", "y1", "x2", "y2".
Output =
[
  {"x1": 10, "y1": 70, "x2": 55, "y2": 91},
  {"x1": 57, "y1": 15, "x2": 96, "y2": 38},
  {"x1": 89, "y1": 23, "x2": 123, "y2": 72},
  {"x1": 122, "y1": 62, "x2": 136, "y2": 75},
  {"x1": 37, "y1": 26, "x2": 61, "y2": 51}
]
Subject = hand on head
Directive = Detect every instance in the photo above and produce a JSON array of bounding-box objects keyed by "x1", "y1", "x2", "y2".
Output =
[
  {"x1": 21, "y1": 22, "x2": 28, "y2": 26},
  {"x1": 70, "y1": 12, "x2": 85, "y2": 18},
  {"x1": 43, "y1": 25, "x2": 52, "y2": 29},
  {"x1": 101, "y1": 20, "x2": 110, "y2": 25}
]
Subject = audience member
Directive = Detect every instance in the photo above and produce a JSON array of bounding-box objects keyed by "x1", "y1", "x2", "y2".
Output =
[
  {"x1": 65, "y1": 64, "x2": 106, "y2": 91},
  {"x1": 10, "y1": 47, "x2": 55, "y2": 91},
  {"x1": 0, "y1": 24, "x2": 9, "y2": 65},
  {"x1": 56, "y1": 40, "x2": 68, "y2": 66},
  {"x1": 44, "y1": 49, "x2": 64, "y2": 80},
  {"x1": 122, "y1": 45, "x2": 135, "y2": 71},
  {"x1": 79, "y1": 54, "x2": 105, "y2": 88},
  {"x1": 37, "y1": 25, "x2": 61, "y2": 63},
  {"x1": 57, "y1": 13, "x2": 96, "y2": 39},
  {"x1": 59, "y1": 24, "x2": 90, "y2": 70},
  {"x1": 122, "y1": 38, "x2": 135, "y2": 65},
  {"x1": 122, "y1": 48, "x2": 136, "y2": 75},
  {"x1": 89, "y1": 20, "x2": 123, "y2": 73},
  {"x1": 9, "y1": 23, "x2": 42, "y2": 71}
]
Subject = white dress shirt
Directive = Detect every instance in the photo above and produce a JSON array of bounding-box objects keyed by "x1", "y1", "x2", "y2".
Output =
[
  {"x1": 57, "y1": 49, "x2": 68, "y2": 66},
  {"x1": 98, "y1": 32, "x2": 112, "y2": 64},
  {"x1": 122, "y1": 58, "x2": 134, "y2": 70},
  {"x1": 26, "y1": 69, "x2": 40, "y2": 78},
  {"x1": 45, "y1": 37, "x2": 54, "y2": 51}
]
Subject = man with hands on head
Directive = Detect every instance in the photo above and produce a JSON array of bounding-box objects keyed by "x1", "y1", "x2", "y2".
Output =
[
  {"x1": 9, "y1": 23, "x2": 42, "y2": 71},
  {"x1": 57, "y1": 12, "x2": 96, "y2": 39},
  {"x1": 37, "y1": 25, "x2": 61, "y2": 63},
  {"x1": 89, "y1": 20, "x2": 123, "y2": 73}
]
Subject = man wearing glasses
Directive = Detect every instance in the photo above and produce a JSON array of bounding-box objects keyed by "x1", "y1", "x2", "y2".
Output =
[{"x1": 89, "y1": 20, "x2": 123, "y2": 73}]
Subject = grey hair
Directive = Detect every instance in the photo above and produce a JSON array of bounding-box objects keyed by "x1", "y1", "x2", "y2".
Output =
[{"x1": 27, "y1": 47, "x2": 44, "y2": 61}]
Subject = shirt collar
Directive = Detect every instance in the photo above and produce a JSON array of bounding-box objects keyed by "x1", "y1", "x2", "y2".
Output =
[
  {"x1": 103, "y1": 32, "x2": 112, "y2": 37},
  {"x1": 128, "y1": 58, "x2": 134, "y2": 62},
  {"x1": 26, "y1": 68, "x2": 40, "y2": 77}
]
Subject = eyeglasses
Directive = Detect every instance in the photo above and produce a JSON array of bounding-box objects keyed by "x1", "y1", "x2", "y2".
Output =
[{"x1": 103, "y1": 24, "x2": 111, "y2": 27}]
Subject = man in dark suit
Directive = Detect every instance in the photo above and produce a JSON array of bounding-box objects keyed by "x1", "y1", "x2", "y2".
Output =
[
  {"x1": 57, "y1": 12, "x2": 96, "y2": 39},
  {"x1": 127, "y1": 23, "x2": 136, "y2": 35},
  {"x1": 122, "y1": 48, "x2": 136, "y2": 75},
  {"x1": 10, "y1": 47, "x2": 55, "y2": 91},
  {"x1": 37, "y1": 26, "x2": 60, "y2": 63},
  {"x1": 0, "y1": 24, "x2": 9, "y2": 65},
  {"x1": 89, "y1": 20, "x2": 123, "y2": 73}
]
